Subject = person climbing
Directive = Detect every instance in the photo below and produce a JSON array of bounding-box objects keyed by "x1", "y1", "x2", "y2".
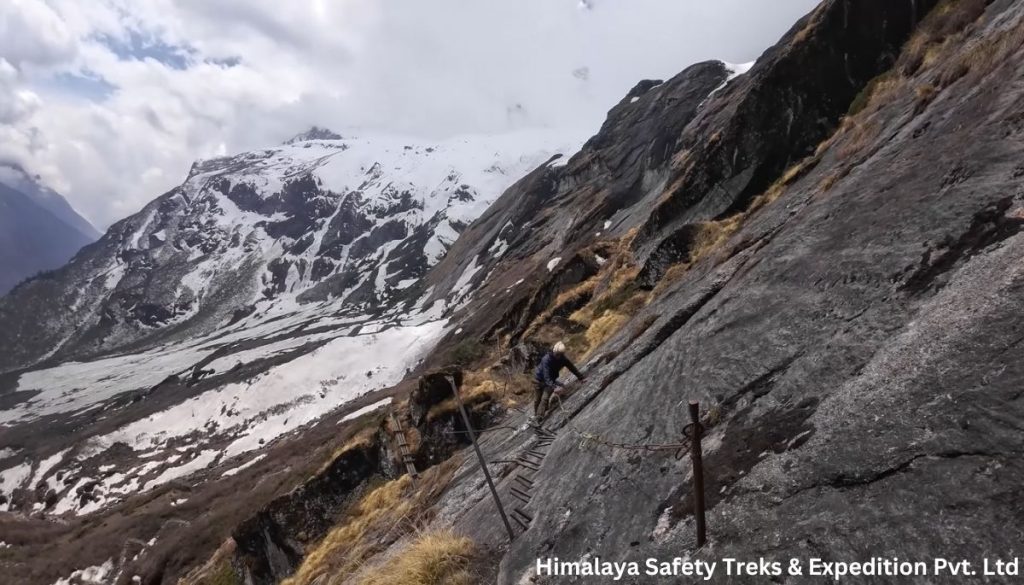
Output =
[{"x1": 533, "y1": 341, "x2": 584, "y2": 420}]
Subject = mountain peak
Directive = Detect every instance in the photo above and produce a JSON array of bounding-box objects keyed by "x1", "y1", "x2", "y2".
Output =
[{"x1": 284, "y1": 126, "x2": 343, "y2": 144}]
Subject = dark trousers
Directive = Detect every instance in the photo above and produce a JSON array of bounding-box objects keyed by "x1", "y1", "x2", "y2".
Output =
[{"x1": 534, "y1": 381, "x2": 555, "y2": 417}]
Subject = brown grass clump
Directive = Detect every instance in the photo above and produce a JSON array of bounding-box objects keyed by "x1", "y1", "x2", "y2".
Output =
[
  {"x1": 584, "y1": 312, "x2": 630, "y2": 352},
  {"x1": 355, "y1": 530, "x2": 477, "y2": 585},
  {"x1": 316, "y1": 427, "x2": 379, "y2": 475},
  {"x1": 939, "y1": 22, "x2": 1024, "y2": 88},
  {"x1": 836, "y1": 117, "x2": 882, "y2": 161},
  {"x1": 791, "y1": 3, "x2": 826, "y2": 45},
  {"x1": 426, "y1": 378, "x2": 500, "y2": 422},
  {"x1": 914, "y1": 83, "x2": 938, "y2": 112},
  {"x1": 282, "y1": 461, "x2": 458, "y2": 585},
  {"x1": 647, "y1": 214, "x2": 746, "y2": 298},
  {"x1": 902, "y1": 0, "x2": 988, "y2": 76}
]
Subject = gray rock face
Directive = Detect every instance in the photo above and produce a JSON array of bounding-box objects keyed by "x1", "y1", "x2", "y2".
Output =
[{"x1": 385, "y1": 1, "x2": 1024, "y2": 583}]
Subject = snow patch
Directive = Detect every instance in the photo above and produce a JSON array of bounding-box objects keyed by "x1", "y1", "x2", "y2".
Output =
[
  {"x1": 338, "y1": 397, "x2": 392, "y2": 425},
  {"x1": 53, "y1": 558, "x2": 114, "y2": 585},
  {"x1": 0, "y1": 462, "x2": 31, "y2": 511},
  {"x1": 30, "y1": 449, "x2": 68, "y2": 489},
  {"x1": 221, "y1": 454, "x2": 266, "y2": 478},
  {"x1": 142, "y1": 450, "x2": 220, "y2": 491}
]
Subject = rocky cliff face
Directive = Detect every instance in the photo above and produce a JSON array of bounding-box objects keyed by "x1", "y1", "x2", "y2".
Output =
[{"x1": 390, "y1": 0, "x2": 1024, "y2": 583}]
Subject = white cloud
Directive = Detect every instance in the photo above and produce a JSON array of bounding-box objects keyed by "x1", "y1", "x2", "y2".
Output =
[
  {"x1": 0, "y1": 0, "x2": 818, "y2": 229},
  {"x1": 0, "y1": 0, "x2": 76, "y2": 69}
]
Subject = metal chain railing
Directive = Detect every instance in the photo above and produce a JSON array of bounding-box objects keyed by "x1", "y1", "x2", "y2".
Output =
[{"x1": 549, "y1": 393, "x2": 693, "y2": 460}]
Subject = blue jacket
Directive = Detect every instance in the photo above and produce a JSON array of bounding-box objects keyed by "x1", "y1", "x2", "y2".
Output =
[{"x1": 535, "y1": 351, "x2": 584, "y2": 387}]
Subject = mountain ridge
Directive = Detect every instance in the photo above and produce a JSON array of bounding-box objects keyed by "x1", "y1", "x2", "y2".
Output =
[{"x1": 0, "y1": 172, "x2": 98, "y2": 296}]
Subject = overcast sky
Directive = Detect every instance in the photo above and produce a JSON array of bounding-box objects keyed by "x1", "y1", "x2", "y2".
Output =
[{"x1": 0, "y1": 0, "x2": 819, "y2": 230}]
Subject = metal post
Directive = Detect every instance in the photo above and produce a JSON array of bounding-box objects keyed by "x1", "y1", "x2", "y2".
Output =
[
  {"x1": 688, "y1": 400, "x2": 707, "y2": 547},
  {"x1": 447, "y1": 376, "x2": 516, "y2": 542}
]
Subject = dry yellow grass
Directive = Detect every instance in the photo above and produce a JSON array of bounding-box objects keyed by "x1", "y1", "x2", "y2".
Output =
[
  {"x1": 791, "y1": 3, "x2": 825, "y2": 45},
  {"x1": 940, "y1": 20, "x2": 1024, "y2": 87},
  {"x1": 643, "y1": 153, "x2": 824, "y2": 299},
  {"x1": 356, "y1": 530, "x2": 476, "y2": 585},
  {"x1": 426, "y1": 378, "x2": 500, "y2": 422},
  {"x1": 316, "y1": 427, "x2": 378, "y2": 475},
  {"x1": 837, "y1": 117, "x2": 882, "y2": 160},
  {"x1": 584, "y1": 312, "x2": 629, "y2": 353},
  {"x1": 915, "y1": 83, "x2": 938, "y2": 109},
  {"x1": 282, "y1": 476, "x2": 413, "y2": 585},
  {"x1": 647, "y1": 214, "x2": 746, "y2": 298},
  {"x1": 522, "y1": 277, "x2": 600, "y2": 340},
  {"x1": 518, "y1": 229, "x2": 646, "y2": 362},
  {"x1": 901, "y1": 0, "x2": 987, "y2": 76},
  {"x1": 283, "y1": 461, "x2": 459, "y2": 585}
]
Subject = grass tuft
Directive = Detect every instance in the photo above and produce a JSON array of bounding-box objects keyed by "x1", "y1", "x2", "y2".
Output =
[{"x1": 356, "y1": 530, "x2": 476, "y2": 585}]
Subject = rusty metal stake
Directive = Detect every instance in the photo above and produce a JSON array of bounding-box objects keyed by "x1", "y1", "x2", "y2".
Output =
[
  {"x1": 688, "y1": 400, "x2": 707, "y2": 548},
  {"x1": 448, "y1": 376, "x2": 516, "y2": 543}
]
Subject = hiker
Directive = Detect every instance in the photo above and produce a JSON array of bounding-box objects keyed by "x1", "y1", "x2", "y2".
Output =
[{"x1": 533, "y1": 341, "x2": 584, "y2": 420}]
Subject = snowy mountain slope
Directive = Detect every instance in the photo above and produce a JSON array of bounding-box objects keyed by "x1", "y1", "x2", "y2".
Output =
[
  {"x1": 0, "y1": 310, "x2": 443, "y2": 516},
  {"x1": 0, "y1": 128, "x2": 580, "y2": 517},
  {"x1": 0, "y1": 129, "x2": 578, "y2": 372}
]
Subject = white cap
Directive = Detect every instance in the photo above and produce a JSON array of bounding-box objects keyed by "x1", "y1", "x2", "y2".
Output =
[{"x1": 553, "y1": 341, "x2": 566, "y2": 354}]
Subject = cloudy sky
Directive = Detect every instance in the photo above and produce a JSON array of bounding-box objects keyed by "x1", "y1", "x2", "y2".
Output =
[{"x1": 0, "y1": 0, "x2": 818, "y2": 230}]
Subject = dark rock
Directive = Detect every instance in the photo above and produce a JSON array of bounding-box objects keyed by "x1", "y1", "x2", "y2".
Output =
[
  {"x1": 233, "y1": 443, "x2": 381, "y2": 585},
  {"x1": 635, "y1": 223, "x2": 704, "y2": 289},
  {"x1": 410, "y1": 368, "x2": 463, "y2": 426}
]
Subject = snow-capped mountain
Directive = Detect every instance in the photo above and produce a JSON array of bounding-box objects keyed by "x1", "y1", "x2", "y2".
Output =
[
  {"x1": 0, "y1": 128, "x2": 577, "y2": 372},
  {"x1": 0, "y1": 128, "x2": 578, "y2": 517}
]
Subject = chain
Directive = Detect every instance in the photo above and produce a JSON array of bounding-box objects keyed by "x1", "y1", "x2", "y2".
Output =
[{"x1": 549, "y1": 394, "x2": 693, "y2": 460}]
